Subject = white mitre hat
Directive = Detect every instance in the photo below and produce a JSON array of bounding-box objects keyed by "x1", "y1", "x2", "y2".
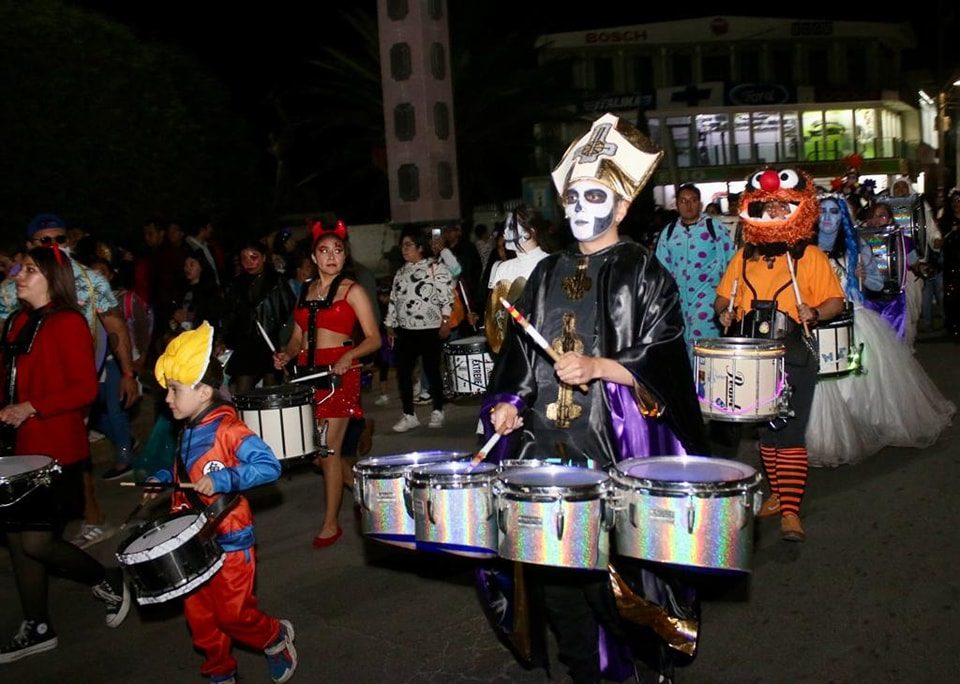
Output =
[{"x1": 551, "y1": 112, "x2": 663, "y2": 202}]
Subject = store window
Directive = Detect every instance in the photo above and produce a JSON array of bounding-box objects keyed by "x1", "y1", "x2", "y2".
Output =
[
  {"x1": 666, "y1": 116, "x2": 692, "y2": 167},
  {"x1": 771, "y1": 47, "x2": 793, "y2": 84},
  {"x1": 807, "y1": 48, "x2": 828, "y2": 84},
  {"x1": 824, "y1": 109, "x2": 854, "y2": 159},
  {"x1": 702, "y1": 46, "x2": 730, "y2": 83},
  {"x1": 801, "y1": 111, "x2": 824, "y2": 161},
  {"x1": 633, "y1": 54, "x2": 654, "y2": 90},
  {"x1": 695, "y1": 114, "x2": 729, "y2": 165},
  {"x1": 739, "y1": 47, "x2": 761, "y2": 83},
  {"x1": 672, "y1": 52, "x2": 693, "y2": 86},
  {"x1": 594, "y1": 57, "x2": 614, "y2": 92},
  {"x1": 733, "y1": 113, "x2": 752, "y2": 164},
  {"x1": 854, "y1": 108, "x2": 877, "y2": 158},
  {"x1": 752, "y1": 112, "x2": 780, "y2": 163},
  {"x1": 781, "y1": 112, "x2": 800, "y2": 162}
]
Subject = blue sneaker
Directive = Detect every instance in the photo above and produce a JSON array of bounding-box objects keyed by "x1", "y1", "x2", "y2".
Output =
[
  {"x1": 264, "y1": 619, "x2": 297, "y2": 683},
  {"x1": 210, "y1": 673, "x2": 236, "y2": 684}
]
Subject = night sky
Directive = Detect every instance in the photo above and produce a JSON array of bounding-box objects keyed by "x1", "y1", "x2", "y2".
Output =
[{"x1": 67, "y1": 1, "x2": 957, "y2": 109}]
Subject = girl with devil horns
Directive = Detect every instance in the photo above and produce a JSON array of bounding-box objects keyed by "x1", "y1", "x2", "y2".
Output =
[{"x1": 273, "y1": 221, "x2": 381, "y2": 548}]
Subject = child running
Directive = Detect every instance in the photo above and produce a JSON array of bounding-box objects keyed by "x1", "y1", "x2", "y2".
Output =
[{"x1": 148, "y1": 322, "x2": 296, "y2": 684}]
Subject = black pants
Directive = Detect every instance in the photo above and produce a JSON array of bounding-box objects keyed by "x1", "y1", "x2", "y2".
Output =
[
  {"x1": 395, "y1": 327, "x2": 445, "y2": 414},
  {"x1": 759, "y1": 334, "x2": 817, "y2": 448}
]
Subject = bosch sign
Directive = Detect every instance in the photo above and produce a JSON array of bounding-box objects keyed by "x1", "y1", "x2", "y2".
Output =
[{"x1": 585, "y1": 30, "x2": 647, "y2": 44}]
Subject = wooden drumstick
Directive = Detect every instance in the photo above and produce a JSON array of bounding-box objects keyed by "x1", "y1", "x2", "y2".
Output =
[
  {"x1": 289, "y1": 364, "x2": 363, "y2": 384},
  {"x1": 785, "y1": 253, "x2": 811, "y2": 337},
  {"x1": 724, "y1": 278, "x2": 738, "y2": 335},
  {"x1": 469, "y1": 432, "x2": 502, "y2": 469},
  {"x1": 499, "y1": 298, "x2": 589, "y2": 393},
  {"x1": 120, "y1": 481, "x2": 197, "y2": 490}
]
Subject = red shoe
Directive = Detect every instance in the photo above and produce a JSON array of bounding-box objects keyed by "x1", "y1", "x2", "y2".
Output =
[{"x1": 312, "y1": 527, "x2": 343, "y2": 549}]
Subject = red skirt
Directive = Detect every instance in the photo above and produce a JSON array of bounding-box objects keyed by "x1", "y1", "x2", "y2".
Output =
[{"x1": 297, "y1": 346, "x2": 363, "y2": 420}]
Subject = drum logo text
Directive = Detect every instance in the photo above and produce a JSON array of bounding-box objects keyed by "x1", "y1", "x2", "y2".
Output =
[
  {"x1": 518, "y1": 515, "x2": 543, "y2": 527},
  {"x1": 650, "y1": 508, "x2": 675, "y2": 524},
  {"x1": 724, "y1": 367, "x2": 744, "y2": 412}
]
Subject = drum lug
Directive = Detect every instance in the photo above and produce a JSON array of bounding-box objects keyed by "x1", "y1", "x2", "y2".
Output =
[
  {"x1": 600, "y1": 498, "x2": 616, "y2": 531},
  {"x1": 686, "y1": 495, "x2": 696, "y2": 534},
  {"x1": 629, "y1": 502, "x2": 638, "y2": 529},
  {"x1": 427, "y1": 488, "x2": 437, "y2": 525},
  {"x1": 740, "y1": 491, "x2": 752, "y2": 528},
  {"x1": 354, "y1": 473, "x2": 366, "y2": 511},
  {"x1": 497, "y1": 504, "x2": 508, "y2": 535},
  {"x1": 403, "y1": 481, "x2": 414, "y2": 520},
  {"x1": 555, "y1": 501, "x2": 565, "y2": 541}
]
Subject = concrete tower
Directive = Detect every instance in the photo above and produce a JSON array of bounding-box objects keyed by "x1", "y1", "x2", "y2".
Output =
[{"x1": 377, "y1": 0, "x2": 460, "y2": 224}]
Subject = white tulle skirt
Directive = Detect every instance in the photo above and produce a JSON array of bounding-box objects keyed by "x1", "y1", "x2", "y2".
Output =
[{"x1": 807, "y1": 303, "x2": 955, "y2": 467}]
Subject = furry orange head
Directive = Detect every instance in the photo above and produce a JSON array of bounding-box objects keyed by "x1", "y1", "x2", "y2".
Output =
[{"x1": 739, "y1": 167, "x2": 819, "y2": 245}]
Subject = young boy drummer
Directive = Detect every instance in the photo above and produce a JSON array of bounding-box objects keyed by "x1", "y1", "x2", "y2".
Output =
[{"x1": 147, "y1": 322, "x2": 296, "y2": 684}]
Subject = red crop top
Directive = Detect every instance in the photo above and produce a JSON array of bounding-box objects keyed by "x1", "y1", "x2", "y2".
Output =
[{"x1": 293, "y1": 283, "x2": 358, "y2": 336}]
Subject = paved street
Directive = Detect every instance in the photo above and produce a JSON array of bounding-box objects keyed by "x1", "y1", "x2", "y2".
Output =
[{"x1": 1, "y1": 335, "x2": 958, "y2": 682}]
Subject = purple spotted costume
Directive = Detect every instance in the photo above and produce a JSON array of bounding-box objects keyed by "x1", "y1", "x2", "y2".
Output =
[{"x1": 655, "y1": 214, "x2": 735, "y2": 358}]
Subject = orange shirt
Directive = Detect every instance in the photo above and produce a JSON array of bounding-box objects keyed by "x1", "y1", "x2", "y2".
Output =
[{"x1": 716, "y1": 244, "x2": 844, "y2": 324}]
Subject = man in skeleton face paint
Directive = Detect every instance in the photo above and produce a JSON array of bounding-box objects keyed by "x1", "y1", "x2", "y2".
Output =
[{"x1": 479, "y1": 113, "x2": 708, "y2": 683}]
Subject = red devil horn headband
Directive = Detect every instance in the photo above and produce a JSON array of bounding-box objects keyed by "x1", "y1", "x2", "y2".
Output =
[{"x1": 311, "y1": 220, "x2": 348, "y2": 243}]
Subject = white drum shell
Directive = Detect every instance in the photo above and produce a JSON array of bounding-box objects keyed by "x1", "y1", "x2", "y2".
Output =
[
  {"x1": 610, "y1": 456, "x2": 762, "y2": 572},
  {"x1": 815, "y1": 315, "x2": 855, "y2": 377},
  {"x1": 235, "y1": 386, "x2": 316, "y2": 461},
  {"x1": 693, "y1": 338, "x2": 785, "y2": 422},
  {"x1": 442, "y1": 335, "x2": 493, "y2": 397}
]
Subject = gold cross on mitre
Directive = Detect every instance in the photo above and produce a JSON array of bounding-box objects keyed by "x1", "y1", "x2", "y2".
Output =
[{"x1": 550, "y1": 113, "x2": 664, "y2": 202}]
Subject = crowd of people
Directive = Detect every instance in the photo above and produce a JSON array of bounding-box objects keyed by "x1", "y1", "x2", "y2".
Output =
[{"x1": 0, "y1": 111, "x2": 957, "y2": 683}]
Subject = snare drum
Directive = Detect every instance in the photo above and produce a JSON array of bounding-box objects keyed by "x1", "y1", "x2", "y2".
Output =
[
  {"x1": 405, "y1": 461, "x2": 498, "y2": 558},
  {"x1": 353, "y1": 451, "x2": 472, "y2": 548},
  {"x1": 610, "y1": 456, "x2": 762, "y2": 572},
  {"x1": 442, "y1": 335, "x2": 493, "y2": 397},
  {"x1": 814, "y1": 312, "x2": 855, "y2": 377},
  {"x1": 234, "y1": 384, "x2": 316, "y2": 460},
  {"x1": 693, "y1": 338, "x2": 786, "y2": 422},
  {"x1": 116, "y1": 511, "x2": 224, "y2": 605},
  {"x1": 494, "y1": 465, "x2": 613, "y2": 570},
  {"x1": 0, "y1": 455, "x2": 61, "y2": 508}
]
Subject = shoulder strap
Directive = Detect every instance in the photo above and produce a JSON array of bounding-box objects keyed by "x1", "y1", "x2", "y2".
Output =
[{"x1": 705, "y1": 218, "x2": 717, "y2": 241}]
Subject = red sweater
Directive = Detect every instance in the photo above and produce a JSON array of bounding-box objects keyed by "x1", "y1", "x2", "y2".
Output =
[{"x1": 2, "y1": 307, "x2": 98, "y2": 465}]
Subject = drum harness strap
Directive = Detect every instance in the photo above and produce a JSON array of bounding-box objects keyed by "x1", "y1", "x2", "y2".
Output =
[
  {"x1": 1, "y1": 309, "x2": 51, "y2": 408},
  {"x1": 172, "y1": 401, "x2": 239, "y2": 531},
  {"x1": 295, "y1": 275, "x2": 351, "y2": 413},
  {"x1": 738, "y1": 246, "x2": 800, "y2": 338}
]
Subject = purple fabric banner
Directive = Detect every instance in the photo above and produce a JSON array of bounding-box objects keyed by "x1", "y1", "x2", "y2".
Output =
[{"x1": 606, "y1": 382, "x2": 689, "y2": 460}]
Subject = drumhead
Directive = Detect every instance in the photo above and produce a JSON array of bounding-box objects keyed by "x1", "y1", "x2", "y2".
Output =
[
  {"x1": 499, "y1": 465, "x2": 608, "y2": 490},
  {"x1": 122, "y1": 514, "x2": 201, "y2": 555},
  {"x1": 444, "y1": 335, "x2": 487, "y2": 352},
  {"x1": 355, "y1": 450, "x2": 472, "y2": 477},
  {"x1": 233, "y1": 384, "x2": 314, "y2": 409},
  {"x1": 0, "y1": 455, "x2": 55, "y2": 480},
  {"x1": 694, "y1": 337, "x2": 785, "y2": 355},
  {"x1": 407, "y1": 461, "x2": 497, "y2": 486},
  {"x1": 615, "y1": 456, "x2": 756, "y2": 485}
]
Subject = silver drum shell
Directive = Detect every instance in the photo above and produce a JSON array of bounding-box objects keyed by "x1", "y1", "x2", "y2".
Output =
[
  {"x1": 405, "y1": 461, "x2": 498, "y2": 558},
  {"x1": 353, "y1": 451, "x2": 472, "y2": 548},
  {"x1": 610, "y1": 456, "x2": 762, "y2": 572}
]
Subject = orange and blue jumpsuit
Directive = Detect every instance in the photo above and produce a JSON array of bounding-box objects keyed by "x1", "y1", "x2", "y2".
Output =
[{"x1": 151, "y1": 403, "x2": 282, "y2": 679}]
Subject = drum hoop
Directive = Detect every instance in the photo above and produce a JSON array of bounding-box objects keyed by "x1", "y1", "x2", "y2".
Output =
[
  {"x1": 233, "y1": 388, "x2": 314, "y2": 410},
  {"x1": 117, "y1": 512, "x2": 209, "y2": 564},
  {"x1": 354, "y1": 451, "x2": 472, "y2": 477},
  {"x1": 406, "y1": 468, "x2": 497, "y2": 487},
  {"x1": 0, "y1": 456, "x2": 57, "y2": 484},
  {"x1": 694, "y1": 337, "x2": 785, "y2": 352},
  {"x1": 496, "y1": 465, "x2": 610, "y2": 500},
  {"x1": 611, "y1": 456, "x2": 761, "y2": 495},
  {"x1": 134, "y1": 553, "x2": 225, "y2": 605},
  {"x1": 446, "y1": 335, "x2": 487, "y2": 350},
  {"x1": 695, "y1": 348, "x2": 784, "y2": 359}
]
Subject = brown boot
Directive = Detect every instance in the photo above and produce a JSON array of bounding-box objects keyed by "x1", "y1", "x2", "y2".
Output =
[
  {"x1": 780, "y1": 513, "x2": 806, "y2": 542},
  {"x1": 757, "y1": 493, "x2": 780, "y2": 518}
]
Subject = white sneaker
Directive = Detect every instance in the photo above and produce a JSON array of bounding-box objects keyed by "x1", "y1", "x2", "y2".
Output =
[
  {"x1": 392, "y1": 414, "x2": 420, "y2": 433},
  {"x1": 374, "y1": 394, "x2": 390, "y2": 406},
  {"x1": 88, "y1": 430, "x2": 106, "y2": 443},
  {"x1": 69, "y1": 522, "x2": 117, "y2": 550},
  {"x1": 413, "y1": 381, "x2": 422, "y2": 397},
  {"x1": 428, "y1": 410, "x2": 444, "y2": 429}
]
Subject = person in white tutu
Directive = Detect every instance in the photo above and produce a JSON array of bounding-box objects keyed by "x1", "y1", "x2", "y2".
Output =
[{"x1": 807, "y1": 195, "x2": 955, "y2": 467}]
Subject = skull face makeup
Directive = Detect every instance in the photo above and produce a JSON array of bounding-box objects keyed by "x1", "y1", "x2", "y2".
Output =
[
  {"x1": 817, "y1": 198, "x2": 841, "y2": 251},
  {"x1": 564, "y1": 180, "x2": 616, "y2": 242},
  {"x1": 503, "y1": 212, "x2": 531, "y2": 252}
]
